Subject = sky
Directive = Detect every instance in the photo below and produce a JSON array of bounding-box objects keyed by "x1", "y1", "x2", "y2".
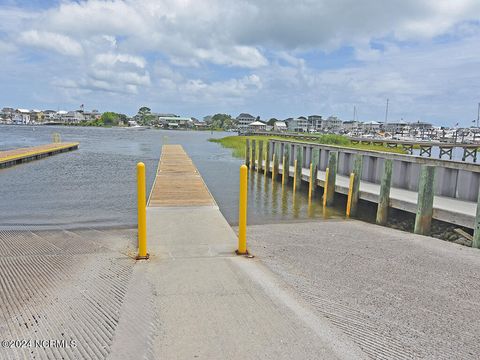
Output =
[{"x1": 1, "y1": 0, "x2": 480, "y2": 126}]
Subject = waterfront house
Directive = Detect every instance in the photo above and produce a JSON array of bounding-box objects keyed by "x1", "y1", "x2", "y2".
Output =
[
  {"x1": 158, "y1": 116, "x2": 193, "y2": 128},
  {"x1": 236, "y1": 113, "x2": 256, "y2": 129},
  {"x1": 323, "y1": 116, "x2": 343, "y2": 131},
  {"x1": 286, "y1": 117, "x2": 308, "y2": 132},
  {"x1": 247, "y1": 121, "x2": 267, "y2": 132},
  {"x1": 274, "y1": 121, "x2": 288, "y2": 132},
  {"x1": 62, "y1": 111, "x2": 85, "y2": 124},
  {"x1": 13, "y1": 109, "x2": 31, "y2": 124},
  {"x1": 361, "y1": 120, "x2": 381, "y2": 132},
  {"x1": 307, "y1": 115, "x2": 323, "y2": 132}
]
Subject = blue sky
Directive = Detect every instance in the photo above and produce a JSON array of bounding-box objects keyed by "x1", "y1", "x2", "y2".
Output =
[{"x1": 1, "y1": 0, "x2": 480, "y2": 125}]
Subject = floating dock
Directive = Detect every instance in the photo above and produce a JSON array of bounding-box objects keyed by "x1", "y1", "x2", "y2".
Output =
[{"x1": 0, "y1": 142, "x2": 79, "y2": 168}]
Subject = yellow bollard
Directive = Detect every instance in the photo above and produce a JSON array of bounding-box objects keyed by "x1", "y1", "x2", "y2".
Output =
[
  {"x1": 137, "y1": 162, "x2": 148, "y2": 260},
  {"x1": 308, "y1": 163, "x2": 313, "y2": 201},
  {"x1": 293, "y1": 159, "x2": 297, "y2": 192},
  {"x1": 346, "y1": 173, "x2": 355, "y2": 217},
  {"x1": 237, "y1": 164, "x2": 248, "y2": 255},
  {"x1": 323, "y1": 167, "x2": 330, "y2": 207},
  {"x1": 282, "y1": 155, "x2": 286, "y2": 186}
]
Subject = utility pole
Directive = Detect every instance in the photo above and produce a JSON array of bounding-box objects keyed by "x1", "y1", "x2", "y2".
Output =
[{"x1": 477, "y1": 102, "x2": 479, "y2": 128}]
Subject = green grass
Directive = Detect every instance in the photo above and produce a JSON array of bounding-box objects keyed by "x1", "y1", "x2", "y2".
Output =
[{"x1": 209, "y1": 134, "x2": 407, "y2": 159}]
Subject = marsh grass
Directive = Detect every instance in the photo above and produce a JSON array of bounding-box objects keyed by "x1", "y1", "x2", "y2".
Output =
[{"x1": 209, "y1": 134, "x2": 407, "y2": 159}]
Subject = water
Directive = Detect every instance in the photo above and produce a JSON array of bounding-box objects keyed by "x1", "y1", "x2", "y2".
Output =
[{"x1": 0, "y1": 125, "x2": 343, "y2": 229}]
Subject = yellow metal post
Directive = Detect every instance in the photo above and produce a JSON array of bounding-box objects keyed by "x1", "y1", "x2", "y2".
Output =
[
  {"x1": 308, "y1": 163, "x2": 313, "y2": 201},
  {"x1": 323, "y1": 168, "x2": 330, "y2": 207},
  {"x1": 137, "y1": 162, "x2": 148, "y2": 260},
  {"x1": 282, "y1": 155, "x2": 286, "y2": 186},
  {"x1": 346, "y1": 173, "x2": 355, "y2": 217},
  {"x1": 237, "y1": 165, "x2": 248, "y2": 255},
  {"x1": 293, "y1": 159, "x2": 297, "y2": 192}
]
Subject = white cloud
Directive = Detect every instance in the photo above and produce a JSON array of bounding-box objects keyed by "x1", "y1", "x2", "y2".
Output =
[
  {"x1": 2, "y1": 0, "x2": 480, "y2": 122},
  {"x1": 19, "y1": 30, "x2": 83, "y2": 56}
]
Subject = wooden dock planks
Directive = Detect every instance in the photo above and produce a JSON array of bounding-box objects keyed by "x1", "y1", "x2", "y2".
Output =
[
  {"x1": 148, "y1": 145, "x2": 216, "y2": 207},
  {"x1": 0, "y1": 142, "x2": 79, "y2": 167}
]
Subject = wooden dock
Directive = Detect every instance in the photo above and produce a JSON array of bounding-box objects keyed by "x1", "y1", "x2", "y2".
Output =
[
  {"x1": 0, "y1": 142, "x2": 79, "y2": 168},
  {"x1": 148, "y1": 144, "x2": 215, "y2": 207}
]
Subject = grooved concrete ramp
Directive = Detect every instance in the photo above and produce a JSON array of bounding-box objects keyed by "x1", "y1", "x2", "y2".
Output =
[{"x1": 144, "y1": 145, "x2": 367, "y2": 359}]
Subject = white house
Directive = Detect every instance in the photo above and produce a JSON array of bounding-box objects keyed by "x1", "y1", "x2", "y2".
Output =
[
  {"x1": 274, "y1": 121, "x2": 287, "y2": 132},
  {"x1": 13, "y1": 109, "x2": 31, "y2": 124},
  {"x1": 247, "y1": 121, "x2": 267, "y2": 132},
  {"x1": 236, "y1": 113, "x2": 256, "y2": 128},
  {"x1": 158, "y1": 116, "x2": 193, "y2": 128},
  {"x1": 62, "y1": 111, "x2": 85, "y2": 123}
]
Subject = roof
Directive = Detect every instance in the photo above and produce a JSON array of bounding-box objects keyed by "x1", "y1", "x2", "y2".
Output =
[
  {"x1": 249, "y1": 121, "x2": 266, "y2": 126},
  {"x1": 17, "y1": 109, "x2": 30, "y2": 113},
  {"x1": 274, "y1": 121, "x2": 287, "y2": 126},
  {"x1": 364, "y1": 121, "x2": 380, "y2": 125},
  {"x1": 159, "y1": 116, "x2": 192, "y2": 121},
  {"x1": 237, "y1": 113, "x2": 255, "y2": 119}
]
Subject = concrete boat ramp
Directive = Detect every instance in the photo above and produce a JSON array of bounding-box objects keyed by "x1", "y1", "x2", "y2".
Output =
[{"x1": 1, "y1": 144, "x2": 480, "y2": 359}]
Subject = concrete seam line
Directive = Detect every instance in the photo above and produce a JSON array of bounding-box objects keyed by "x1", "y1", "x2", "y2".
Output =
[{"x1": 229, "y1": 257, "x2": 369, "y2": 360}]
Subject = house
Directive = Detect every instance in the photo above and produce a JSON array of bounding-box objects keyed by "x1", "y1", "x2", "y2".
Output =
[
  {"x1": 383, "y1": 121, "x2": 408, "y2": 133},
  {"x1": 158, "y1": 116, "x2": 193, "y2": 128},
  {"x1": 307, "y1": 115, "x2": 323, "y2": 131},
  {"x1": 274, "y1": 121, "x2": 288, "y2": 132},
  {"x1": 361, "y1": 121, "x2": 381, "y2": 132},
  {"x1": 13, "y1": 109, "x2": 31, "y2": 124},
  {"x1": 247, "y1": 121, "x2": 267, "y2": 132},
  {"x1": 61, "y1": 111, "x2": 85, "y2": 123},
  {"x1": 286, "y1": 117, "x2": 308, "y2": 132},
  {"x1": 236, "y1": 113, "x2": 256, "y2": 128},
  {"x1": 342, "y1": 120, "x2": 360, "y2": 132},
  {"x1": 323, "y1": 116, "x2": 343, "y2": 131}
]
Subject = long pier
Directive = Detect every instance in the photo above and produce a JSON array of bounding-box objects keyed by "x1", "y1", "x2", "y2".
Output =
[
  {"x1": 243, "y1": 131, "x2": 479, "y2": 162},
  {"x1": 0, "y1": 142, "x2": 79, "y2": 168},
  {"x1": 252, "y1": 139, "x2": 480, "y2": 230}
]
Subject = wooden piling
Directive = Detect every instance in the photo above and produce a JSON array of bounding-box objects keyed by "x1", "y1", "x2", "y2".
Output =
[
  {"x1": 325, "y1": 151, "x2": 337, "y2": 206},
  {"x1": 376, "y1": 159, "x2": 393, "y2": 225},
  {"x1": 283, "y1": 144, "x2": 290, "y2": 183},
  {"x1": 295, "y1": 145, "x2": 303, "y2": 191},
  {"x1": 245, "y1": 138, "x2": 250, "y2": 168},
  {"x1": 473, "y1": 186, "x2": 480, "y2": 249},
  {"x1": 258, "y1": 140, "x2": 264, "y2": 172},
  {"x1": 350, "y1": 154, "x2": 363, "y2": 217},
  {"x1": 309, "y1": 148, "x2": 320, "y2": 198},
  {"x1": 251, "y1": 139, "x2": 256, "y2": 170},
  {"x1": 264, "y1": 142, "x2": 271, "y2": 176},
  {"x1": 414, "y1": 165, "x2": 436, "y2": 235},
  {"x1": 273, "y1": 145, "x2": 280, "y2": 178}
]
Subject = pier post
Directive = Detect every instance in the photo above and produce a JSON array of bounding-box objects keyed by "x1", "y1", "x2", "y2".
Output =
[
  {"x1": 346, "y1": 173, "x2": 355, "y2": 217},
  {"x1": 309, "y1": 148, "x2": 319, "y2": 199},
  {"x1": 237, "y1": 165, "x2": 248, "y2": 254},
  {"x1": 473, "y1": 187, "x2": 480, "y2": 248},
  {"x1": 350, "y1": 154, "x2": 363, "y2": 217},
  {"x1": 283, "y1": 144, "x2": 290, "y2": 183},
  {"x1": 245, "y1": 139, "x2": 250, "y2": 168},
  {"x1": 293, "y1": 159, "x2": 298, "y2": 193},
  {"x1": 325, "y1": 152, "x2": 337, "y2": 207},
  {"x1": 376, "y1": 159, "x2": 393, "y2": 225},
  {"x1": 273, "y1": 146, "x2": 280, "y2": 179},
  {"x1": 251, "y1": 139, "x2": 256, "y2": 171},
  {"x1": 264, "y1": 142, "x2": 271, "y2": 175},
  {"x1": 136, "y1": 162, "x2": 148, "y2": 260},
  {"x1": 295, "y1": 145, "x2": 303, "y2": 191},
  {"x1": 414, "y1": 165, "x2": 436, "y2": 235},
  {"x1": 258, "y1": 140, "x2": 264, "y2": 172}
]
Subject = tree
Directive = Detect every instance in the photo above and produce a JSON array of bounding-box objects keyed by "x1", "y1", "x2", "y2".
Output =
[
  {"x1": 100, "y1": 112, "x2": 127, "y2": 126},
  {"x1": 210, "y1": 113, "x2": 233, "y2": 129},
  {"x1": 136, "y1": 106, "x2": 155, "y2": 125},
  {"x1": 267, "y1": 118, "x2": 278, "y2": 126}
]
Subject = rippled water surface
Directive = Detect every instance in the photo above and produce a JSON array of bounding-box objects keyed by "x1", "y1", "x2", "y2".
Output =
[{"x1": 0, "y1": 125, "x2": 343, "y2": 229}]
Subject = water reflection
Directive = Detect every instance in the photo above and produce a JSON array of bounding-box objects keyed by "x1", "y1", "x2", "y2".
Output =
[{"x1": 247, "y1": 168, "x2": 344, "y2": 224}]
